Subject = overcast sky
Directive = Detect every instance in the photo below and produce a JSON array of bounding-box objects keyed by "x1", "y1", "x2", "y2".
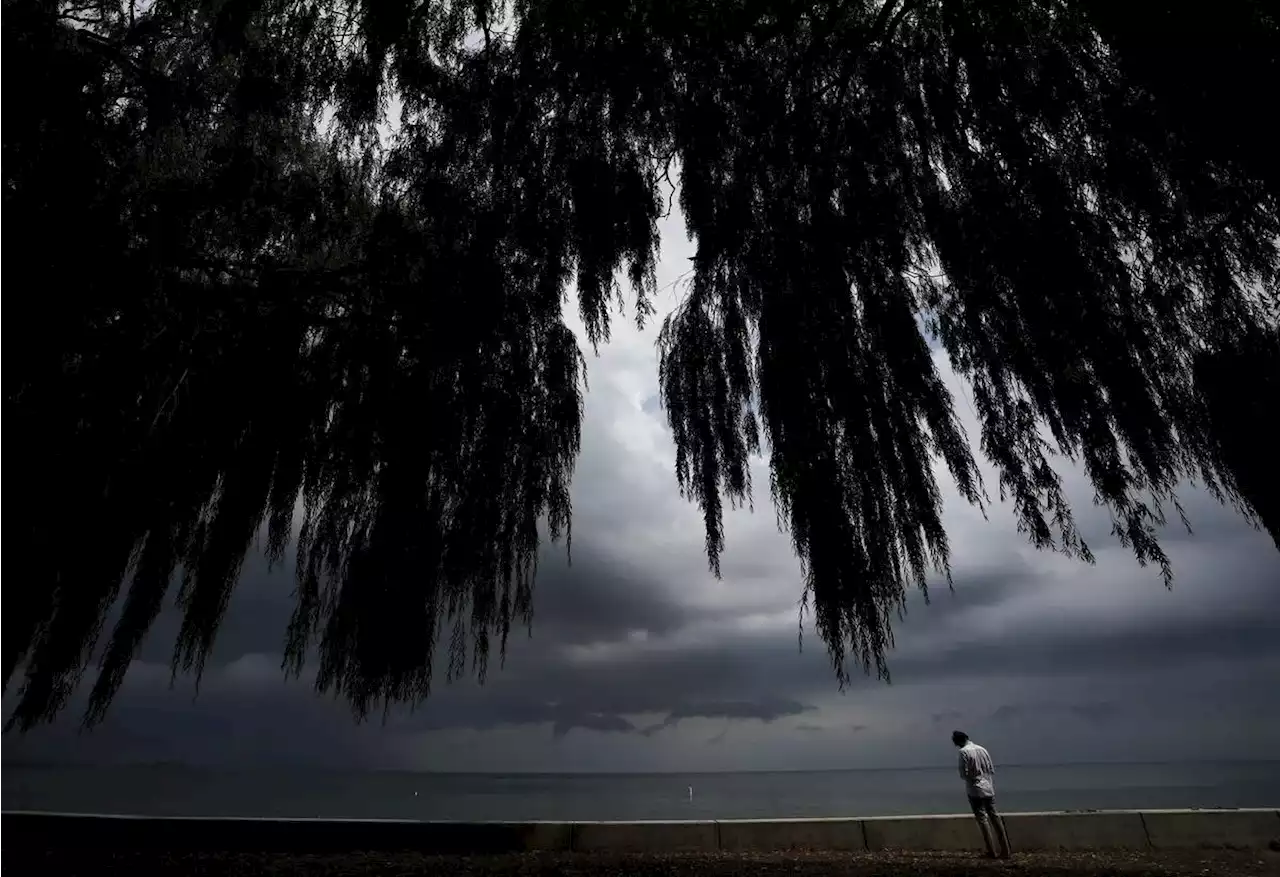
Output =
[{"x1": 6, "y1": 209, "x2": 1279, "y2": 774}]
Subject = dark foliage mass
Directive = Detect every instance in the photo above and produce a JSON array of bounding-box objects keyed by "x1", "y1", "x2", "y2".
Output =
[
  {"x1": 4, "y1": 0, "x2": 1278, "y2": 729},
  {"x1": 1196, "y1": 326, "x2": 1280, "y2": 551}
]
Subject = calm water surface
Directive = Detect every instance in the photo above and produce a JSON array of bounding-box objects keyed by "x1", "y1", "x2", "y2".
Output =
[{"x1": 5, "y1": 761, "x2": 1278, "y2": 821}]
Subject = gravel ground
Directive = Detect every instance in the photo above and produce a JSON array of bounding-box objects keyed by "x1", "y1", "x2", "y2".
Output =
[{"x1": 7, "y1": 849, "x2": 1280, "y2": 877}]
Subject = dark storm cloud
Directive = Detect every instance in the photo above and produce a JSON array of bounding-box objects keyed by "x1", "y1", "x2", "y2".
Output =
[
  {"x1": 112, "y1": 520, "x2": 1277, "y2": 718},
  {"x1": 127, "y1": 539, "x2": 702, "y2": 672},
  {"x1": 7, "y1": 410, "x2": 1279, "y2": 770},
  {"x1": 530, "y1": 547, "x2": 701, "y2": 644},
  {"x1": 393, "y1": 673, "x2": 822, "y2": 738},
  {"x1": 489, "y1": 629, "x2": 837, "y2": 720},
  {"x1": 369, "y1": 688, "x2": 814, "y2": 739},
  {"x1": 931, "y1": 710, "x2": 965, "y2": 727},
  {"x1": 9, "y1": 521, "x2": 1278, "y2": 768},
  {"x1": 3, "y1": 663, "x2": 385, "y2": 767},
  {"x1": 985, "y1": 700, "x2": 1133, "y2": 728},
  {"x1": 888, "y1": 586, "x2": 1280, "y2": 685},
  {"x1": 913, "y1": 651, "x2": 1280, "y2": 733},
  {"x1": 397, "y1": 694, "x2": 597, "y2": 733},
  {"x1": 1066, "y1": 702, "x2": 1120, "y2": 723},
  {"x1": 872, "y1": 518, "x2": 1280, "y2": 684},
  {"x1": 640, "y1": 698, "x2": 815, "y2": 735},
  {"x1": 552, "y1": 712, "x2": 635, "y2": 738},
  {"x1": 665, "y1": 698, "x2": 814, "y2": 724},
  {"x1": 989, "y1": 702, "x2": 1120, "y2": 725}
]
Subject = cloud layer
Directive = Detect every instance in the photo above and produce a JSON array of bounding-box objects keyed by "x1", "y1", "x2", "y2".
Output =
[{"x1": 7, "y1": 210, "x2": 1279, "y2": 774}]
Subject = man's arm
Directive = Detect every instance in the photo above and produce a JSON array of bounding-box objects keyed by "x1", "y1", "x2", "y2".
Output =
[{"x1": 958, "y1": 750, "x2": 975, "y2": 781}]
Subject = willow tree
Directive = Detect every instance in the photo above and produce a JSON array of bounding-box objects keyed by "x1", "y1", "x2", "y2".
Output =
[
  {"x1": 1195, "y1": 326, "x2": 1280, "y2": 550},
  {"x1": 4, "y1": 0, "x2": 1277, "y2": 730}
]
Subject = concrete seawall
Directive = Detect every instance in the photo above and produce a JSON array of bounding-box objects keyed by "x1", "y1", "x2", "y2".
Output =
[{"x1": 5, "y1": 809, "x2": 1278, "y2": 854}]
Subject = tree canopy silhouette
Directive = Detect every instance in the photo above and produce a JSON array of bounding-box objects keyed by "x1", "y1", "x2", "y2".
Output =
[{"x1": 5, "y1": 0, "x2": 1278, "y2": 731}]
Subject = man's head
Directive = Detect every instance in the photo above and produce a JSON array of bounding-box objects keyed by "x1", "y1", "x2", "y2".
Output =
[{"x1": 951, "y1": 730, "x2": 969, "y2": 747}]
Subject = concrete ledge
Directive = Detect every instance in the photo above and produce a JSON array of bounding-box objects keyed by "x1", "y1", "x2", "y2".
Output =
[
  {"x1": 1004, "y1": 811, "x2": 1149, "y2": 850},
  {"x1": 1142, "y1": 809, "x2": 1280, "y2": 850},
  {"x1": 862, "y1": 814, "x2": 984, "y2": 851},
  {"x1": 718, "y1": 818, "x2": 866, "y2": 851},
  {"x1": 572, "y1": 820, "x2": 718, "y2": 852},
  {"x1": 5, "y1": 808, "x2": 1278, "y2": 854}
]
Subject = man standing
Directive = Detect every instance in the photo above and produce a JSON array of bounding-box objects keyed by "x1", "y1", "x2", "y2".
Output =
[{"x1": 952, "y1": 730, "x2": 1011, "y2": 859}]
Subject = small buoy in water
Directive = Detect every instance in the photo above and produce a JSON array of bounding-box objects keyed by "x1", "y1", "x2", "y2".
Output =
[{"x1": 688, "y1": 785, "x2": 693, "y2": 802}]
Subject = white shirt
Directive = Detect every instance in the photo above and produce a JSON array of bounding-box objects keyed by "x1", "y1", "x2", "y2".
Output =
[{"x1": 958, "y1": 741, "x2": 996, "y2": 799}]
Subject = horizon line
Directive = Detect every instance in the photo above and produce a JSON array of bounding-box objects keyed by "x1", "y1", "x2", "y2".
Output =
[{"x1": 7, "y1": 757, "x2": 1278, "y2": 775}]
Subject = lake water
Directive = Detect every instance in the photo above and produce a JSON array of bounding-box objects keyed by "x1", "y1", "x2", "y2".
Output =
[{"x1": 5, "y1": 761, "x2": 1278, "y2": 821}]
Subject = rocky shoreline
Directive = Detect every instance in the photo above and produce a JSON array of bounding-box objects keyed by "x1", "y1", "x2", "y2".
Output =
[{"x1": 8, "y1": 849, "x2": 1279, "y2": 877}]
